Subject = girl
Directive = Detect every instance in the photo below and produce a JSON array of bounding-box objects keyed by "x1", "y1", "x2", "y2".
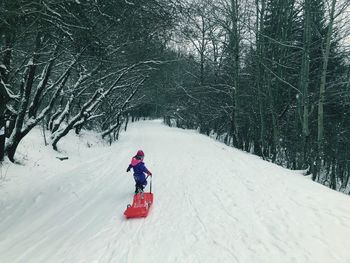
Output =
[{"x1": 126, "y1": 150, "x2": 152, "y2": 194}]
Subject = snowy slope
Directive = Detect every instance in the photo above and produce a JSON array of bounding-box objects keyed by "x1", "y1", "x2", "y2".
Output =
[{"x1": 0, "y1": 120, "x2": 350, "y2": 263}]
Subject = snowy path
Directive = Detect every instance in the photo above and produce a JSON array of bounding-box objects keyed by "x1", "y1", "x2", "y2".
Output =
[{"x1": 1, "y1": 120, "x2": 350, "y2": 263}]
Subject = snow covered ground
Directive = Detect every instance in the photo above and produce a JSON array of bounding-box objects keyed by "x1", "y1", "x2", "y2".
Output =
[{"x1": 1, "y1": 119, "x2": 350, "y2": 263}]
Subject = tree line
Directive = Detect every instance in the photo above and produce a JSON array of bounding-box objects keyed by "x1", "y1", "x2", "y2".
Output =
[
  {"x1": 0, "y1": 0, "x2": 175, "y2": 161},
  {"x1": 153, "y1": 0, "x2": 350, "y2": 193}
]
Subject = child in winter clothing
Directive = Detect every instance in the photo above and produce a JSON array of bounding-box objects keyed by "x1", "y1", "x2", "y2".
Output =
[{"x1": 126, "y1": 150, "x2": 152, "y2": 194}]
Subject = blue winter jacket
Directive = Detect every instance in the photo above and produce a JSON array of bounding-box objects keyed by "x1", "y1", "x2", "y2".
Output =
[{"x1": 128, "y1": 157, "x2": 150, "y2": 185}]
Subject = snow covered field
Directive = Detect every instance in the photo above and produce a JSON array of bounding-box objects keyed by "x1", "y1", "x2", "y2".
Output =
[{"x1": 1, "y1": 120, "x2": 350, "y2": 263}]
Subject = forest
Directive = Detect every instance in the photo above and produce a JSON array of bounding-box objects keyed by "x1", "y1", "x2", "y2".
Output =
[{"x1": 1, "y1": 0, "x2": 350, "y2": 193}]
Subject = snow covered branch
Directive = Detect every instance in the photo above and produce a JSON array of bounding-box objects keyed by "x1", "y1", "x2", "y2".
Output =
[{"x1": 101, "y1": 78, "x2": 146, "y2": 138}]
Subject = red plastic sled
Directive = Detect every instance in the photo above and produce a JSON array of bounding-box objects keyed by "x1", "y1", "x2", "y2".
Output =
[{"x1": 124, "y1": 192, "x2": 153, "y2": 218}]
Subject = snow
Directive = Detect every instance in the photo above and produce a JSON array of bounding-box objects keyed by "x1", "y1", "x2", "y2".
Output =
[{"x1": 1, "y1": 120, "x2": 350, "y2": 263}]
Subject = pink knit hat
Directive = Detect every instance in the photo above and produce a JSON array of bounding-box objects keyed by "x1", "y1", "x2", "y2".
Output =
[{"x1": 136, "y1": 150, "x2": 144, "y2": 157}]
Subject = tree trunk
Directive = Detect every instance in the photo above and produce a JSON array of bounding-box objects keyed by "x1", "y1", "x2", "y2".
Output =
[
  {"x1": 317, "y1": 0, "x2": 337, "y2": 153},
  {"x1": 256, "y1": 0, "x2": 266, "y2": 158},
  {"x1": 5, "y1": 33, "x2": 42, "y2": 162},
  {"x1": 300, "y1": 0, "x2": 311, "y2": 167},
  {"x1": 230, "y1": 0, "x2": 241, "y2": 148},
  {"x1": 0, "y1": 31, "x2": 14, "y2": 161},
  {"x1": 0, "y1": 116, "x2": 5, "y2": 161},
  {"x1": 267, "y1": 73, "x2": 278, "y2": 162}
]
